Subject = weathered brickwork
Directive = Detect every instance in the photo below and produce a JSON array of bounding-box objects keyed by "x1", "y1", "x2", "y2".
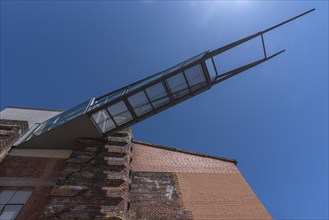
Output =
[
  {"x1": 131, "y1": 142, "x2": 272, "y2": 219},
  {"x1": 129, "y1": 172, "x2": 192, "y2": 220},
  {"x1": 132, "y1": 142, "x2": 239, "y2": 174},
  {"x1": 1, "y1": 125, "x2": 271, "y2": 219},
  {"x1": 43, "y1": 129, "x2": 132, "y2": 219},
  {"x1": 0, "y1": 156, "x2": 66, "y2": 220},
  {"x1": 16, "y1": 186, "x2": 54, "y2": 220},
  {"x1": 0, "y1": 119, "x2": 28, "y2": 162},
  {"x1": 0, "y1": 156, "x2": 66, "y2": 178}
]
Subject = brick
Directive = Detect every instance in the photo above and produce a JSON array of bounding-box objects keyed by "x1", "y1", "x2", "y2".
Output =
[
  {"x1": 129, "y1": 172, "x2": 192, "y2": 219},
  {"x1": 43, "y1": 131, "x2": 133, "y2": 219},
  {"x1": 0, "y1": 155, "x2": 66, "y2": 179},
  {"x1": 176, "y1": 173, "x2": 272, "y2": 219},
  {"x1": 0, "y1": 119, "x2": 28, "y2": 162},
  {"x1": 132, "y1": 143, "x2": 239, "y2": 174}
]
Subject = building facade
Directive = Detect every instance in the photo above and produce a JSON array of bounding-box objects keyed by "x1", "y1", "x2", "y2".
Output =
[{"x1": 0, "y1": 106, "x2": 271, "y2": 219}]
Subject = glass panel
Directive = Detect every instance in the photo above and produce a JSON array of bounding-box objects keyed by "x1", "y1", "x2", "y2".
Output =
[
  {"x1": 158, "y1": 52, "x2": 207, "y2": 77},
  {"x1": 9, "y1": 190, "x2": 31, "y2": 204},
  {"x1": 126, "y1": 52, "x2": 207, "y2": 94},
  {"x1": 89, "y1": 90, "x2": 123, "y2": 111},
  {"x1": 33, "y1": 116, "x2": 58, "y2": 136},
  {"x1": 33, "y1": 99, "x2": 90, "y2": 136},
  {"x1": 183, "y1": 51, "x2": 207, "y2": 67},
  {"x1": 161, "y1": 63, "x2": 184, "y2": 75},
  {"x1": 51, "y1": 99, "x2": 90, "y2": 127},
  {"x1": 145, "y1": 83, "x2": 170, "y2": 108},
  {"x1": 166, "y1": 73, "x2": 189, "y2": 99},
  {"x1": 0, "y1": 205, "x2": 23, "y2": 220},
  {"x1": 128, "y1": 91, "x2": 153, "y2": 117},
  {"x1": 107, "y1": 101, "x2": 133, "y2": 126},
  {"x1": 0, "y1": 190, "x2": 15, "y2": 205},
  {"x1": 184, "y1": 64, "x2": 207, "y2": 91},
  {"x1": 91, "y1": 110, "x2": 116, "y2": 133},
  {"x1": 205, "y1": 58, "x2": 217, "y2": 80},
  {"x1": 127, "y1": 74, "x2": 163, "y2": 93}
]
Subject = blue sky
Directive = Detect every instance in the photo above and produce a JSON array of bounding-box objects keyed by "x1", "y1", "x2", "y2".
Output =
[{"x1": 1, "y1": 1, "x2": 328, "y2": 219}]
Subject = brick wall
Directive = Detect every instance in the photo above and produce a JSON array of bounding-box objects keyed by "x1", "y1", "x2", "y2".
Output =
[
  {"x1": 42, "y1": 129, "x2": 132, "y2": 219},
  {"x1": 132, "y1": 142, "x2": 239, "y2": 174},
  {"x1": 0, "y1": 156, "x2": 66, "y2": 178},
  {"x1": 0, "y1": 156, "x2": 66, "y2": 220},
  {"x1": 0, "y1": 119, "x2": 28, "y2": 162},
  {"x1": 129, "y1": 172, "x2": 192, "y2": 219},
  {"x1": 1, "y1": 126, "x2": 271, "y2": 219},
  {"x1": 176, "y1": 173, "x2": 272, "y2": 220},
  {"x1": 131, "y1": 141, "x2": 272, "y2": 220}
]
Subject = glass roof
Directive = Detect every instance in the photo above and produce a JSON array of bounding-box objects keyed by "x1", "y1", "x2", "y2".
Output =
[
  {"x1": 19, "y1": 7, "x2": 310, "y2": 146},
  {"x1": 19, "y1": 28, "x2": 284, "y2": 145},
  {"x1": 88, "y1": 51, "x2": 210, "y2": 136},
  {"x1": 29, "y1": 99, "x2": 91, "y2": 139},
  {"x1": 25, "y1": 51, "x2": 210, "y2": 140}
]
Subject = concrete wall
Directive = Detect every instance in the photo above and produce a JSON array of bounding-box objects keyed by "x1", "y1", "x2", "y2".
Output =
[{"x1": 0, "y1": 107, "x2": 62, "y2": 128}]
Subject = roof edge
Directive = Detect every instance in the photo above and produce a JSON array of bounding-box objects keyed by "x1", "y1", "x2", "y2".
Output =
[
  {"x1": 132, "y1": 139, "x2": 238, "y2": 165},
  {"x1": 5, "y1": 106, "x2": 63, "y2": 112}
]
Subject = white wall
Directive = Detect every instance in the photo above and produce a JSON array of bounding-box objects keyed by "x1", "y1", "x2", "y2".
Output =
[{"x1": 0, "y1": 107, "x2": 63, "y2": 128}]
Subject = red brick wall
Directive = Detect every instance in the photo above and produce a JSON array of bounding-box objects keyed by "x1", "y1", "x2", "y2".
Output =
[
  {"x1": 176, "y1": 173, "x2": 272, "y2": 220},
  {"x1": 0, "y1": 156, "x2": 66, "y2": 179},
  {"x1": 0, "y1": 155, "x2": 66, "y2": 220},
  {"x1": 131, "y1": 142, "x2": 272, "y2": 219},
  {"x1": 15, "y1": 186, "x2": 54, "y2": 220},
  {"x1": 132, "y1": 143, "x2": 238, "y2": 174},
  {"x1": 43, "y1": 130, "x2": 132, "y2": 219}
]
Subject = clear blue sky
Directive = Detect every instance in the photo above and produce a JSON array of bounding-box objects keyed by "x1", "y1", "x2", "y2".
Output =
[{"x1": 1, "y1": 1, "x2": 328, "y2": 219}]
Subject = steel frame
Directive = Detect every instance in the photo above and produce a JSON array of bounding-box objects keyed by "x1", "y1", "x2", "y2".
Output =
[{"x1": 17, "y1": 8, "x2": 315, "y2": 147}]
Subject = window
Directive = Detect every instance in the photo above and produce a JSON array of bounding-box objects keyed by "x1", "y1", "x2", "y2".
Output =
[
  {"x1": 184, "y1": 64, "x2": 207, "y2": 91},
  {"x1": 0, "y1": 189, "x2": 32, "y2": 220},
  {"x1": 166, "y1": 72, "x2": 189, "y2": 99},
  {"x1": 205, "y1": 58, "x2": 217, "y2": 80},
  {"x1": 89, "y1": 89, "x2": 124, "y2": 111},
  {"x1": 182, "y1": 51, "x2": 207, "y2": 67},
  {"x1": 145, "y1": 83, "x2": 170, "y2": 108},
  {"x1": 126, "y1": 74, "x2": 163, "y2": 93},
  {"x1": 107, "y1": 101, "x2": 133, "y2": 126},
  {"x1": 91, "y1": 109, "x2": 116, "y2": 132},
  {"x1": 128, "y1": 91, "x2": 153, "y2": 116}
]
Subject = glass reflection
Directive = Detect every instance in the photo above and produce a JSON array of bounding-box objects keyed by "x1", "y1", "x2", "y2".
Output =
[{"x1": 107, "y1": 101, "x2": 133, "y2": 125}]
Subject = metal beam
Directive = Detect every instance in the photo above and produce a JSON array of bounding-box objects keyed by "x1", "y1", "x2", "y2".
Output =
[
  {"x1": 212, "y1": 50, "x2": 285, "y2": 85},
  {"x1": 205, "y1": 8, "x2": 315, "y2": 59}
]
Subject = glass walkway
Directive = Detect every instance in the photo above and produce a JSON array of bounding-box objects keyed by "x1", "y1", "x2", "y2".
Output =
[{"x1": 16, "y1": 9, "x2": 314, "y2": 149}]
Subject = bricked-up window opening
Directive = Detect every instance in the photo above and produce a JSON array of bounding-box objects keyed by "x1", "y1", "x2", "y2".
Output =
[{"x1": 0, "y1": 189, "x2": 32, "y2": 220}]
